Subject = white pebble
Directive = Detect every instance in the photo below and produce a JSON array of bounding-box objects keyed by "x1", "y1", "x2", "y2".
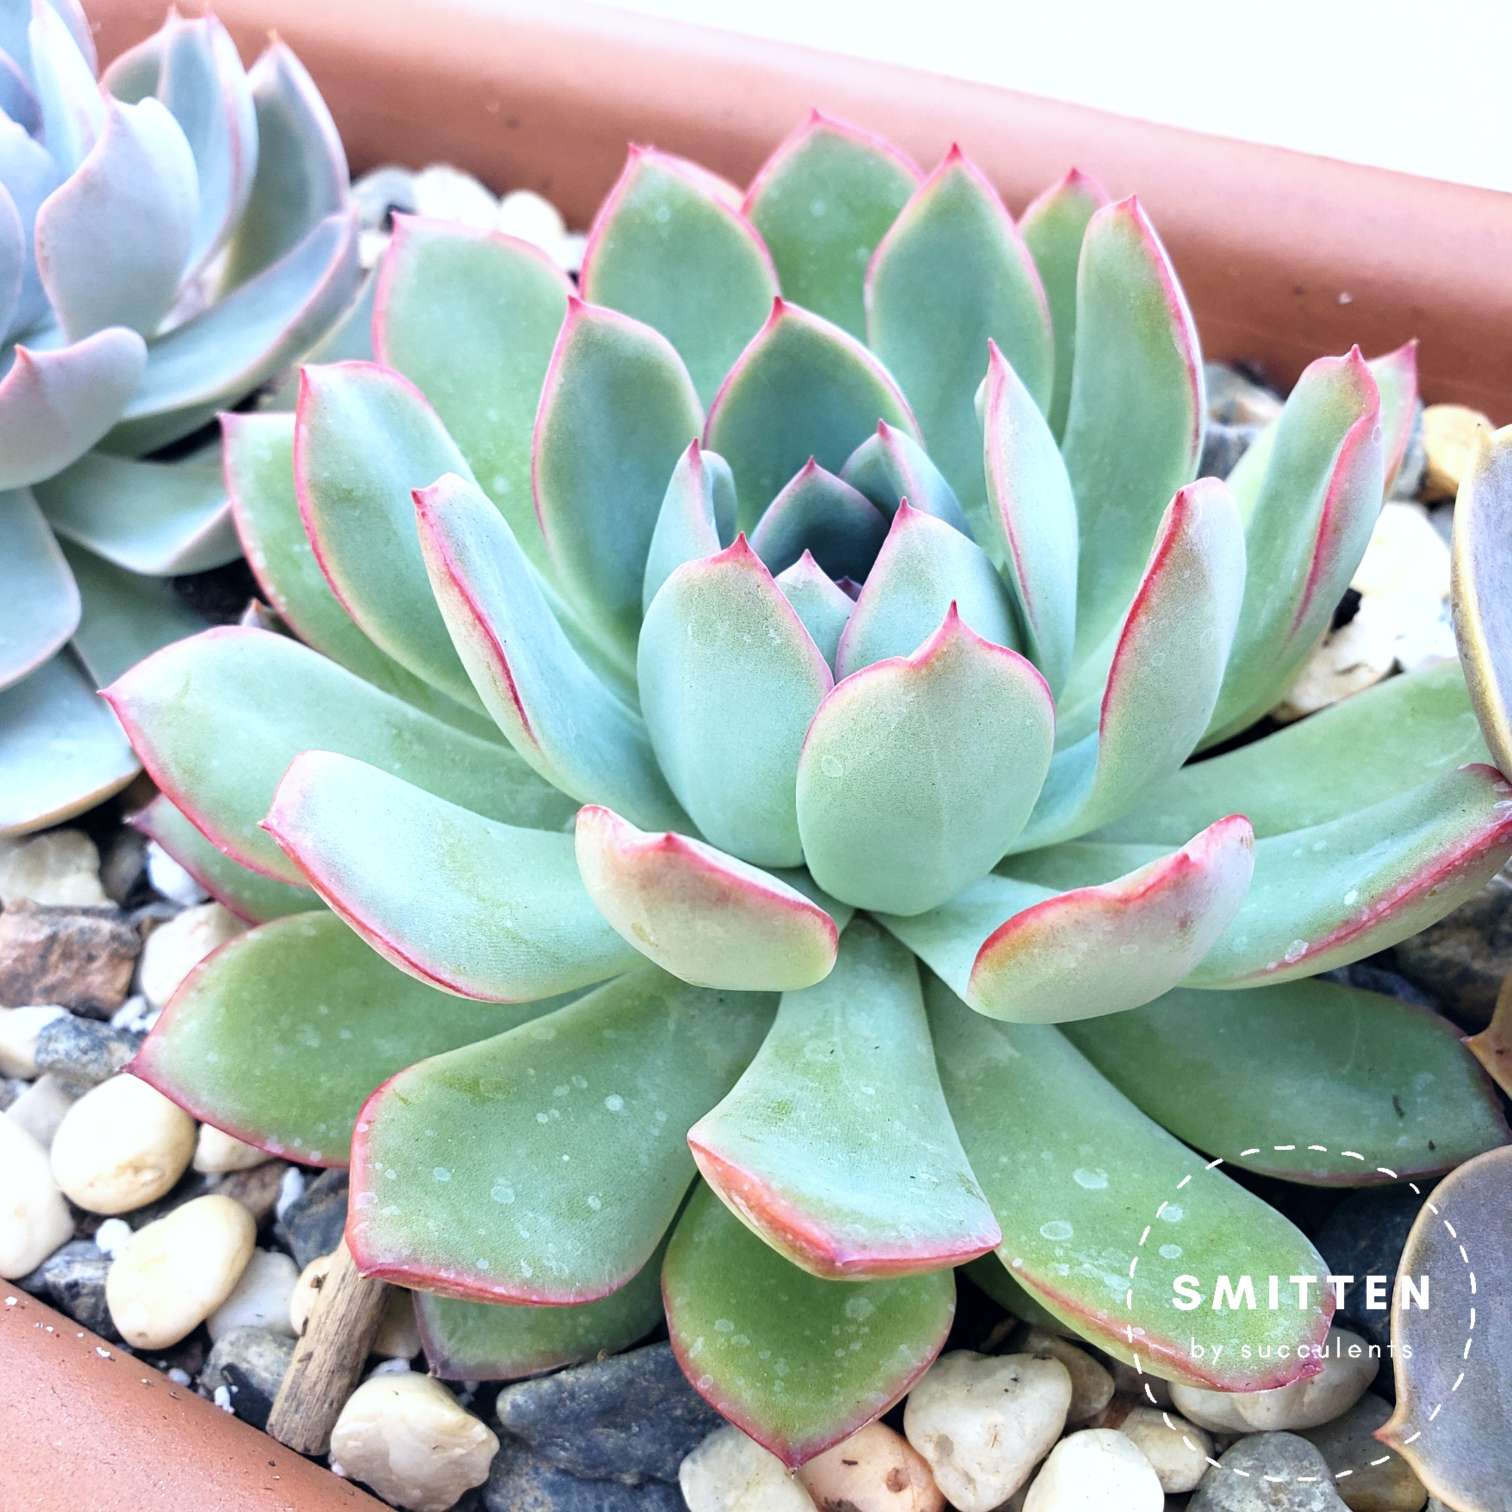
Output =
[
  {"x1": 193, "y1": 1123, "x2": 269, "y2": 1174},
  {"x1": 138, "y1": 903, "x2": 243, "y2": 1009},
  {"x1": 93, "y1": 1218, "x2": 133, "y2": 1257},
  {"x1": 106, "y1": 1193, "x2": 255, "y2": 1348},
  {"x1": 903, "y1": 1351, "x2": 1072, "y2": 1512},
  {"x1": 291, "y1": 1253, "x2": 420, "y2": 1358},
  {"x1": 330, "y1": 1371, "x2": 498, "y2": 1512},
  {"x1": 495, "y1": 188, "x2": 566, "y2": 246},
  {"x1": 1022, "y1": 1428, "x2": 1163, "y2": 1510},
  {"x1": 0, "y1": 1114, "x2": 73, "y2": 1278},
  {"x1": 0, "y1": 1005, "x2": 67, "y2": 1077},
  {"x1": 1020, "y1": 1327, "x2": 1115, "y2": 1423},
  {"x1": 0, "y1": 830, "x2": 106, "y2": 906},
  {"x1": 49, "y1": 1074, "x2": 196, "y2": 1214},
  {"x1": 145, "y1": 841, "x2": 209, "y2": 906},
  {"x1": 110, "y1": 996, "x2": 158, "y2": 1034},
  {"x1": 797, "y1": 1422, "x2": 942, "y2": 1512},
  {"x1": 680, "y1": 1425, "x2": 816, "y2": 1512},
  {"x1": 207, "y1": 1247, "x2": 299, "y2": 1340},
  {"x1": 275, "y1": 1166, "x2": 306, "y2": 1219},
  {"x1": 1100, "y1": 1404, "x2": 1211, "y2": 1492},
  {"x1": 412, "y1": 164, "x2": 500, "y2": 229},
  {"x1": 6, "y1": 1074, "x2": 76, "y2": 1148}
]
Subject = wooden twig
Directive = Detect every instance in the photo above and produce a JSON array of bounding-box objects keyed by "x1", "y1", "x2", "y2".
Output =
[{"x1": 267, "y1": 1238, "x2": 389, "y2": 1456}]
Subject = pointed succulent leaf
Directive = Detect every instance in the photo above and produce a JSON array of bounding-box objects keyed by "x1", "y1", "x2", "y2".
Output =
[
  {"x1": 132, "y1": 913, "x2": 524, "y2": 1166},
  {"x1": 1452, "y1": 424, "x2": 1512, "y2": 776},
  {"x1": 748, "y1": 458, "x2": 887, "y2": 580},
  {"x1": 580, "y1": 146, "x2": 778, "y2": 405},
  {"x1": 798, "y1": 607, "x2": 1054, "y2": 915},
  {"x1": 0, "y1": 329, "x2": 146, "y2": 489},
  {"x1": 103, "y1": 627, "x2": 575, "y2": 883},
  {"x1": 1064, "y1": 198, "x2": 1203, "y2": 658},
  {"x1": 27, "y1": 0, "x2": 102, "y2": 173},
  {"x1": 866, "y1": 146, "x2": 1053, "y2": 504},
  {"x1": 534, "y1": 299, "x2": 703, "y2": 660},
  {"x1": 689, "y1": 919, "x2": 998, "y2": 1277},
  {"x1": 0, "y1": 114, "x2": 61, "y2": 337},
  {"x1": 0, "y1": 52, "x2": 39, "y2": 139},
  {"x1": 774, "y1": 551, "x2": 852, "y2": 667},
  {"x1": 705, "y1": 299, "x2": 919, "y2": 532},
  {"x1": 415, "y1": 473, "x2": 685, "y2": 828},
  {"x1": 928, "y1": 977, "x2": 1330, "y2": 1390},
  {"x1": 416, "y1": 1244, "x2": 665, "y2": 1382},
  {"x1": 663, "y1": 1182, "x2": 955, "y2": 1467},
  {"x1": 375, "y1": 216, "x2": 569, "y2": 574},
  {"x1": 641, "y1": 440, "x2": 736, "y2": 612},
  {"x1": 1205, "y1": 350, "x2": 1384, "y2": 743},
  {"x1": 885, "y1": 815, "x2": 1254, "y2": 1023},
  {"x1": 1370, "y1": 340, "x2": 1419, "y2": 496},
  {"x1": 743, "y1": 111, "x2": 921, "y2": 338},
  {"x1": 1019, "y1": 480, "x2": 1244, "y2": 848},
  {"x1": 1020, "y1": 168, "x2": 1111, "y2": 438},
  {"x1": 639, "y1": 536, "x2": 831, "y2": 867},
  {"x1": 0, "y1": 488, "x2": 78, "y2": 690},
  {"x1": 834, "y1": 502, "x2": 1019, "y2": 678},
  {"x1": 574, "y1": 805, "x2": 838, "y2": 992},
  {"x1": 840, "y1": 419, "x2": 971, "y2": 533},
  {"x1": 1064, "y1": 977, "x2": 1508, "y2": 1185},
  {"x1": 63, "y1": 543, "x2": 204, "y2": 686},
  {"x1": 0, "y1": 184, "x2": 23, "y2": 339},
  {"x1": 348, "y1": 971, "x2": 775, "y2": 1303},
  {"x1": 34, "y1": 98, "x2": 196, "y2": 340}
]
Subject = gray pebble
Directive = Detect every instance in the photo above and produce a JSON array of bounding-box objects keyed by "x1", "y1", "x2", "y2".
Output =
[
  {"x1": 1314, "y1": 1187, "x2": 1427, "y2": 1352},
  {"x1": 483, "y1": 1441, "x2": 684, "y2": 1512},
  {"x1": 200, "y1": 1325, "x2": 295, "y2": 1430},
  {"x1": 34, "y1": 1013, "x2": 142, "y2": 1090},
  {"x1": 1199, "y1": 420, "x2": 1261, "y2": 481},
  {"x1": 274, "y1": 1167, "x2": 348, "y2": 1268},
  {"x1": 1188, "y1": 1433, "x2": 1349, "y2": 1509},
  {"x1": 19, "y1": 1238, "x2": 116, "y2": 1339}
]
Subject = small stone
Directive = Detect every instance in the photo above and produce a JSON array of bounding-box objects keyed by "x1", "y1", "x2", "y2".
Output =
[
  {"x1": 1420, "y1": 403, "x2": 1490, "y2": 501},
  {"x1": 1199, "y1": 420, "x2": 1261, "y2": 481},
  {"x1": 200, "y1": 1324, "x2": 295, "y2": 1430},
  {"x1": 1204, "y1": 363, "x2": 1283, "y2": 427},
  {"x1": 1020, "y1": 1326, "x2": 1115, "y2": 1423},
  {"x1": 50, "y1": 1073, "x2": 196, "y2": 1214},
  {"x1": 275, "y1": 1165, "x2": 348, "y2": 1267},
  {"x1": 194, "y1": 1123, "x2": 270, "y2": 1174},
  {"x1": 5, "y1": 1073, "x2": 77, "y2": 1147},
  {"x1": 1389, "y1": 874, "x2": 1512, "y2": 1028},
  {"x1": 208, "y1": 1247, "x2": 298, "y2": 1340},
  {"x1": 1188, "y1": 1432, "x2": 1350, "y2": 1509},
  {"x1": 138, "y1": 902, "x2": 243, "y2": 1009},
  {"x1": 213, "y1": 1159, "x2": 293, "y2": 1226},
  {"x1": 495, "y1": 188, "x2": 566, "y2": 248},
  {"x1": 106, "y1": 1192, "x2": 255, "y2": 1348},
  {"x1": 1021, "y1": 1428, "x2": 1163, "y2": 1510},
  {"x1": 903, "y1": 1350, "x2": 1073, "y2": 1512},
  {"x1": 93, "y1": 1218, "x2": 133, "y2": 1257},
  {"x1": 796, "y1": 1422, "x2": 942, "y2": 1512},
  {"x1": 0, "y1": 1114, "x2": 74, "y2": 1278},
  {"x1": 1273, "y1": 598, "x2": 1396, "y2": 721},
  {"x1": 352, "y1": 163, "x2": 418, "y2": 231},
  {"x1": 99, "y1": 827, "x2": 147, "y2": 907},
  {"x1": 291, "y1": 1253, "x2": 418, "y2": 1357},
  {"x1": 0, "y1": 830, "x2": 107, "y2": 906},
  {"x1": 34, "y1": 1012, "x2": 141, "y2": 1089},
  {"x1": 1096, "y1": 1401, "x2": 1211, "y2": 1492},
  {"x1": 679, "y1": 1426, "x2": 815, "y2": 1512},
  {"x1": 0, "y1": 1004, "x2": 67, "y2": 1076},
  {"x1": 412, "y1": 164, "x2": 501, "y2": 229},
  {"x1": 330, "y1": 1371, "x2": 499, "y2": 1512},
  {"x1": 486, "y1": 1441, "x2": 684, "y2": 1511},
  {"x1": 18, "y1": 1237, "x2": 114, "y2": 1337},
  {"x1": 110, "y1": 995, "x2": 158, "y2": 1034},
  {"x1": 0, "y1": 902, "x2": 139, "y2": 1014},
  {"x1": 1301, "y1": 1393, "x2": 1427, "y2": 1512},
  {"x1": 1171, "y1": 1328, "x2": 1376, "y2": 1433},
  {"x1": 1314, "y1": 1189, "x2": 1426, "y2": 1352},
  {"x1": 145, "y1": 841, "x2": 209, "y2": 906}
]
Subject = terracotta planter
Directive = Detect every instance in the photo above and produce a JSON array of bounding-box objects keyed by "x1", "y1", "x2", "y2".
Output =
[{"x1": 91, "y1": 0, "x2": 1512, "y2": 419}]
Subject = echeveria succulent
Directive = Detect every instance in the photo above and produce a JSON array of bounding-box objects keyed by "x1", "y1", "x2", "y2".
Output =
[
  {"x1": 109, "y1": 115, "x2": 1509, "y2": 1464},
  {"x1": 0, "y1": 2, "x2": 357, "y2": 834}
]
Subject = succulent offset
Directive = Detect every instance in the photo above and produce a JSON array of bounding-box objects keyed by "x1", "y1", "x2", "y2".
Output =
[
  {"x1": 0, "y1": 1, "x2": 357, "y2": 834},
  {"x1": 108, "y1": 115, "x2": 1511, "y2": 1463}
]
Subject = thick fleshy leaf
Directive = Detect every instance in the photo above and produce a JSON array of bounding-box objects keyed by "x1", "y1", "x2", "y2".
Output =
[
  {"x1": 639, "y1": 536, "x2": 831, "y2": 868},
  {"x1": 883, "y1": 815, "x2": 1254, "y2": 1023},
  {"x1": 132, "y1": 912, "x2": 524, "y2": 1166},
  {"x1": 689, "y1": 919, "x2": 997, "y2": 1277},
  {"x1": 0, "y1": 51, "x2": 39, "y2": 139},
  {"x1": 979, "y1": 341, "x2": 1078, "y2": 693},
  {"x1": 0, "y1": 184, "x2": 23, "y2": 340},
  {"x1": 840, "y1": 419, "x2": 971, "y2": 533},
  {"x1": 109, "y1": 211, "x2": 359, "y2": 451},
  {"x1": 928, "y1": 976, "x2": 1331, "y2": 1390},
  {"x1": 705, "y1": 299, "x2": 919, "y2": 533},
  {"x1": 664, "y1": 1182, "x2": 955, "y2": 1467},
  {"x1": 267, "y1": 752, "x2": 636, "y2": 1002},
  {"x1": 0, "y1": 329, "x2": 146, "y2": 489},
  {"x1": 1020, "y1": 168, "x2": 1111, "y2": 439},
  {"x1": 1467, "y1": 973, "x2": 1512, "y2": 1098},
  {"x1": 220, "y1": 42, "x2": 347, "y2": 288},
  {"x1": 224, "y1": 411, "x2": 493, "y2": 737},
  {"x1": 415, "y1": 472, "x2": 683, "y2": 828},
  {"x1": 748, "y1": 458, "x2": 886, "y2": 579},
  {"x1": 866, "y1": 146, "x2": 1052, "y2": 504},
  {"x1": 0, "y1": 114, "x2": 61, "y2": 338},
  {"x1": 34, "y1": 97, "x2": 196, "y2": 340},
  {"x1": 27, "y1": 0, "x2": 102, "y2": 173},
  {"x1": 1065, "y1": 977, "x2": 1508, "y2": 1185},
  {"x1": 63, "y1": 543, "x2": 204, "y2": 686},
  {"x1": 417, "y1": 1245, "x2": 665, "y2": 1382},
  {"x1": 0, "y1": 652, "x2": 138, "y2": 836},
  {"x1": 0, "y1": 488, "x2": 78, "y2": 689},
  {"x1": 1452, "y1": 424, "x2": 1512, "y2": 776},
  {"x1": 1063, "y1": 198, "x2": 1203, "y2": 658},
  {"x1": 743, "y1": 111, "x2": 921, "y2": 338},
  {"x1": 36, "y1": 443, "x2": 237, "y2": 575},
  {"x1": 1017, "y1": 480, "x2": 1244, "y2": 849},
  {"x1": 534, "y1": 299, "x2": 703, "y2": 661},
  {"x1": 1370, "y1": 340, "x2": 1419, "y2": 496},
  {"x1": 641, "y1": 439, "x2": 735, "y2": 612},
  {"x1": 375, "y1": 216, "x2": 569, "y2": 574},
  {"x1": 1379, "y1": 1146, "x2": 1512, "y2": 1510},
  {"x1": 131, "y1": 794, "x2": 320, "y2": 923},
  {"x1": 347, "y1": 970, "x2": 775, "y2": 1303},
  {"x1": 797, "y1": 607, "x2": 1054, "y2": 915},
  {"x1": 581, "y1": 146, "x2": 777, "y2": 405},
  {"x1": 1205, "y1": 350, "x2": 1384, "y2": 743},
  {"x1": 774, "y1": 551, "x2": 852, "y2": 667},
  {"x1": 103, "y1": 627, "x2": 575, "y2": 883},
  {"x1": 574, "y1": 805, "x2": 837, "y2": 992}
]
